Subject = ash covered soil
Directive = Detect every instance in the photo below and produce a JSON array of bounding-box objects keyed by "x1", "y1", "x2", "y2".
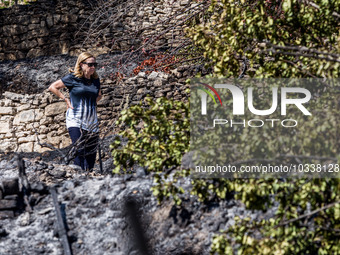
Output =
[
  {"x1": 0, "y1": 149, "x2": 274, "y2": 255},
  {"x1": 0, "y1": 53, "x2": 137, "y2": 97}
]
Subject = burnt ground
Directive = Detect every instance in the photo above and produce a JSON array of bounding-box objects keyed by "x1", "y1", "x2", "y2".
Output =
[
  {"x1": 0, "y1": 148, "x2": 275, "y2": 255},
  {"x1": 0, "y1": 53, "x2": 138, "y2": 97}
]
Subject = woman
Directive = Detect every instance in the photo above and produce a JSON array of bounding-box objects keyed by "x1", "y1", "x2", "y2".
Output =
[{"x1": 49, "y1": 52, "x2": 102, "y2": 170}]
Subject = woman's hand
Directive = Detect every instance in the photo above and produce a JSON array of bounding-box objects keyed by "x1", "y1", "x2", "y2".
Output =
[
  {"x1": 48, "y1": 80, "x2": 73, "y2": 110},
  {"x1": 65, "y1": 98, "x2": 74, "y2": 109}
]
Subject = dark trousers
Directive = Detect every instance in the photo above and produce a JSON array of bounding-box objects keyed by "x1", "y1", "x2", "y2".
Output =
[{"x1": 68, "y1": 127, "x2": 99, "y2": 170}]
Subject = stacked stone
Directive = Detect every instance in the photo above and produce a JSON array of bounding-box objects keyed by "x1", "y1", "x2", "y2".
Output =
[
  {"x1": 103, "y1": 0, "x2": 200, "y2": 51},
  {"x1": 138, "y1": 0, "x2": 198, "y2": 49},
  {"x1": 0, "y1": 91, "x2": 70, "y2": 153},
  {"x1": 0, "y1": 0, "x2": 95, "y2": 60},
  {"x1": 0, "y1": 69, "x2": 190, "y2": 153},
  {"x1": 0, "y1": 0, "x2": 199, "y2": 61},
  {"x1": 0, "y1": 178, "x2": 20, "y2": 219},
  {"x1": 97, "y1": 70, "x2": 189, "y2": 121}
]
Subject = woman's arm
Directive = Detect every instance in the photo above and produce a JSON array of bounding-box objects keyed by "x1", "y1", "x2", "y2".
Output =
[
  {"x1": 96, "y1": 89, "x2": 102, "y2": 103},
  {"x1": 48, "y1": 80, "x2": 73, "y2": 109}
]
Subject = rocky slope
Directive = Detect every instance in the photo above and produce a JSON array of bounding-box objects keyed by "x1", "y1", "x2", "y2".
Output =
[{"x1": 0, "y1": 150, "x2": 274, "y2": 255}]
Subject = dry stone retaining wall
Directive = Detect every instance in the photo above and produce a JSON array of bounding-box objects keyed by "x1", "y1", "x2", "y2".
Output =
[
  {"x1": 0, "y1": 0, "x2": 198, "y2": 61},
  {"x1": 0, "y1": 0, "x2": 93, "y2": 60},
  {"x1": 0, "y1": 70, "x2": 189, "y2": 153}
]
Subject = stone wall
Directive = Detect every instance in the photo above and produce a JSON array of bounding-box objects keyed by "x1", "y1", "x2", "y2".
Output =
[
  {"x1": 0, "y1": 69, "x2": 189, "y2": 153},
  {"x1": 0, "y1": 0, "x2": 93, "y2": 60},
  {"x1": 0, "y1": 0, "x2": 198, "y2": 61},
  {"x1": 0, "y1": 178, "x2": 21, "y2": 219}
]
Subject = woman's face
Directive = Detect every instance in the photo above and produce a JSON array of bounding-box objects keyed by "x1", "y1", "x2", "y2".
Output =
[{"x1": 81, "y1": 57, "x2": 97, "y2": 78}]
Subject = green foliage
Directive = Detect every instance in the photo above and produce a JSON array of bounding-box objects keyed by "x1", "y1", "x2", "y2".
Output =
[
  {"x1": 111, "y1": 93, "x2": 339, "y2": 253},
  {"x1": 111, "y1": 97, "x2": 190, "y2": 205},
  {"x1": 151, "y1": 169, "x2": 190, "y2": 205},
  {"x1": 0, "y1": 0, "x2": 36, "y2": 9},
  {"x1": 184, "y1": 0, "x2": 340, "y2": 254},
  {"x1": 111, "y1": 96, "x2": 190, "y2": 173},
  {"x1": 210, "y1": 178, "x2": 340, "y2": 255},
  {"x1": 186, "y1": 0, "x2": 340, "y2": 78}
]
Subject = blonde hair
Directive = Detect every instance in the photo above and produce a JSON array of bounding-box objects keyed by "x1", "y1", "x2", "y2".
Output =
[{"x1": 69, "y1": 52, "x2": 99, "y2": 79}]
